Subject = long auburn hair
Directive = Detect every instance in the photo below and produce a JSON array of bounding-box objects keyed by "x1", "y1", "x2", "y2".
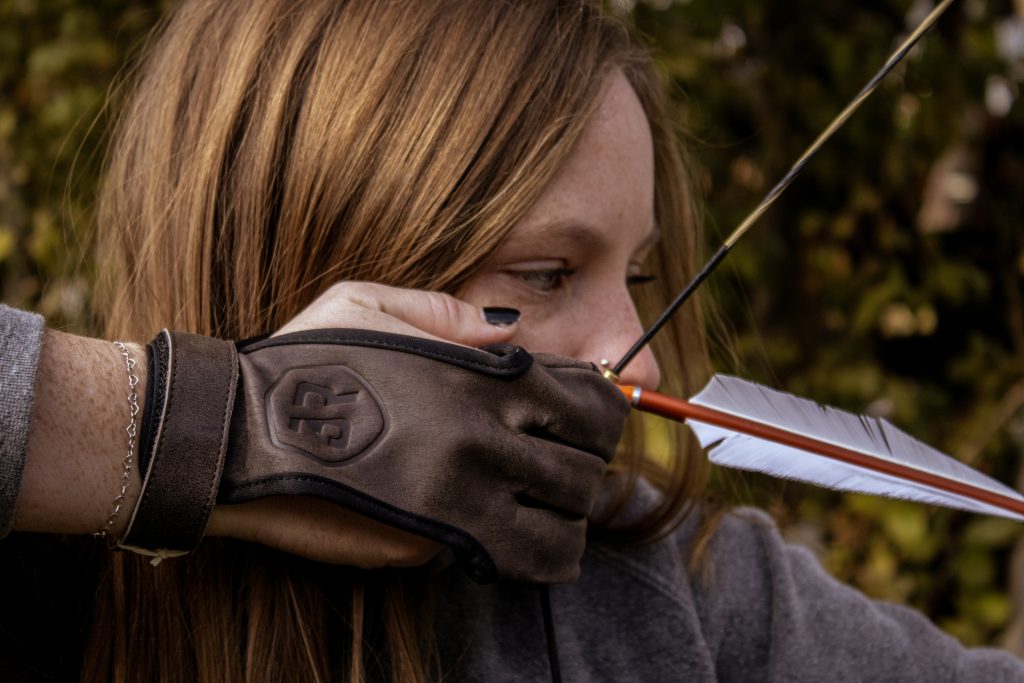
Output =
[{"x1": 89, "y1": 1, "x2": 711, "y2": 679}]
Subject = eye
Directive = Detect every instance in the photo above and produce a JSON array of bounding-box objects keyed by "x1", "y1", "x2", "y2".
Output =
[{"x1": 510, "y1": 267, "x2": 578, "y2": 293}]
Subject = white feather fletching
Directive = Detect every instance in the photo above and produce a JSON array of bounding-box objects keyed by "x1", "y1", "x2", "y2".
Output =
[{"x1": 686, "y1": 375, "x2": 1024, "y2": 522}]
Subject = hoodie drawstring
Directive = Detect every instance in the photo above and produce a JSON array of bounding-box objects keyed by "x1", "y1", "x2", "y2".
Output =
[{"x1": 540, "y1": 585, "x2": 562, "y2": 683}]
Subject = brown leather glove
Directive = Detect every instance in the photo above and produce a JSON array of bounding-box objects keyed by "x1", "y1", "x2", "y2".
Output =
[{"x1": 118, "y1": 328, "x2": 629, "y2": 583}]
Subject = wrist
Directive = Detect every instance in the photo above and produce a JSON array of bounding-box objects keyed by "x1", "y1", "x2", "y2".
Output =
[
  {"x1": 96, "y1": 340, "x2": 146, "y2": 541},
  {"x1": 16, "y1": 331, "x2": 146, "y2": 535}
]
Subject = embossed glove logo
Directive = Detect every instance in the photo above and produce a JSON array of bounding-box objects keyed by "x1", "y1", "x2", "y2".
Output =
[{"x1": 267, "y1": 366, "x2": 386, "y2": 463}]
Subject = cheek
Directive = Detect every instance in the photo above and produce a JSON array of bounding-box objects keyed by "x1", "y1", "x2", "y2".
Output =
[
  {"x1": 505, "y1": 307, "x2": 595, "y2": 358},
  {"x1": 455, "y1": 275, "x2": 581, "y2": 353},
  {"x1": 455, "y1": 272, "x2": 608, "y2": 360}
]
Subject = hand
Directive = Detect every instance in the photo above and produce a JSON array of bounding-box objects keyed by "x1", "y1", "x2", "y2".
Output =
[
  {"x1": 122, "y1": 282, "x2": 629, "y2": 583},
  {"x1": 272, "y1": 281, "x2": 521, "y2": 342},
  {"x1": 214, "y1": 329, "x2": 628, "y2": 583},
  {"x1": 17, "y1": 282, "x2": 520, "y2": 560},
  {"x1": 206, "y1": 283, "x2": 522, "y2": 570}
]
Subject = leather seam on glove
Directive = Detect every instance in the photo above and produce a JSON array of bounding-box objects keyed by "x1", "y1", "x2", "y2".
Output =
[
  {"x1": 138, "y1": 332, "x2": 169, "y2": 475},
  {"x1": 198, "y1": 341, "x2": 239, "y2": 534},
  {"x1": 242, "y1": 329, "x2": 532, "y2": 377},
  {"x1": 220, "y1": 473, "x2": 498, "y2": 582}
]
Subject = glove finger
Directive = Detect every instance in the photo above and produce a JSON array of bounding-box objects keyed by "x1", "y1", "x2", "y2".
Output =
[
  {"x1": 514, "y1": 360, "x2": 629, "y2": 462},
  {"x1": 514, "y1": 437, "x2": 607, "y2": 520},
  {"x1": 492, "y1": 508, "x2": 588, "y2": 584}
]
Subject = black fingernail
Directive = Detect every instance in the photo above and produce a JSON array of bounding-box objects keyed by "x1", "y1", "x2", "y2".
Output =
[{"x1": 482, "y1": 307, "x2": 521, "y2": 326}]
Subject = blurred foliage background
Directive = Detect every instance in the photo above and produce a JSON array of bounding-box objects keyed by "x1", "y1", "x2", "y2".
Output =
[
  {"x1": 1, "y1": 0, "x2": 1023, "y2": 655},
  {"x1": 628, "y1": 0, "x2": 1024, "y2": 652}
]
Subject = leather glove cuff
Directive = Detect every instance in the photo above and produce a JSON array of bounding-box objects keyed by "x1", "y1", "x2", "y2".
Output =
[{"x1": 117, "y1": 330, "x2": 238, "y2": 559}]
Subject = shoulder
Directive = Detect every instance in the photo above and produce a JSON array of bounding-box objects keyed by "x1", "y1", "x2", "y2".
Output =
[
  {"x1": 587, "y1": 486, "x2": 1024, "y2": 682},
  {"x1": 587, "y1": 485, "x2": 782, "y2": 640},
  {"x1": 587, "y1": 476, "x2": 777, "y2": 599}
]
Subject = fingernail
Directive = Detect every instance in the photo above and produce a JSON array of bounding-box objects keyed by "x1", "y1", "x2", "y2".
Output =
[{"x1": 482, "y1": 306, "x2": 521, "y2": 326}]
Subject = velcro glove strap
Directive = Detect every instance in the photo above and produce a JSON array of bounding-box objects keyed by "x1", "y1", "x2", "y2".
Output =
[
  {"x1": 118, "y1": 331, "x2": 238, "y2": 560},
  {"x1": 220, "y1": 329, "x2": 629, "y2": 584}
]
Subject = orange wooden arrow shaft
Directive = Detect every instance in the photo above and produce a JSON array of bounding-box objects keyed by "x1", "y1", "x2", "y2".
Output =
[{"x1": 618, "y1": 385, "x2": 1024, "y2": 518}]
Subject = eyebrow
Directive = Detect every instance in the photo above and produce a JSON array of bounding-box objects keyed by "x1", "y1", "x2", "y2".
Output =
[
  {"x1": 503, "y1": 221, "x2": 602, "y2": 252},
  {"x1": 504, "y1": 220, "x2": 661, "y2": 257}
]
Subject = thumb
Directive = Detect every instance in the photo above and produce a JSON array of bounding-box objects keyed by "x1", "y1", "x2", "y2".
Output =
[{"x1": 376, "y1": 289, "x2": 520, "y2": 347}]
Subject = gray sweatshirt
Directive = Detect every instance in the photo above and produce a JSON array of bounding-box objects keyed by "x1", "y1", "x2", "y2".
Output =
[
  {"x1": 1, "y1": 303, "x2": 1022, "y2": 681},
  {"x1": 0, "y1": 304, "x2": 44, "y2": 537}
]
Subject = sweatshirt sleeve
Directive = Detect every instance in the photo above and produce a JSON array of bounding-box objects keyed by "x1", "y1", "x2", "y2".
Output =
[
  {"x1": 0, "y1": 304, "x2": 45, "y2": 538},
  {"x1": 691, "y1": 507, "x2": 1024, "y2": 683}
]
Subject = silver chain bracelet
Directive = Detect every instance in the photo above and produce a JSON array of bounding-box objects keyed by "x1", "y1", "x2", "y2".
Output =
[{"x1": 94, "y1": 341, "x2": 140, "y2": 541}]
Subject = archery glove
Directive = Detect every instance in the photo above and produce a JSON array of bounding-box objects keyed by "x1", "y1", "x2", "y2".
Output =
[{"x1": 116, "y1": 328, "x2": 629, "y2": 584}]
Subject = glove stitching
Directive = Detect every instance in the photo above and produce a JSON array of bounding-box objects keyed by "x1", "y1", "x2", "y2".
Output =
[
  {"x1": 243, "y1": 334, "x2": 526, "y2": 375},
  {"x1": 227, "y1": 475, "x2": 444, "y2": 528},
  {"x1": 134, "y1": 334, "x2": 178, "y2": 534},
  {"x1": 139, "y1": 333, "x2": 169, "y2": 475},
  {"x1": 197, "y1": 344, "x2": 237, "y2": 537},
  {"x1": 536, "y1": 359, "x2": 594, "y2": 370},
  {"x1": 223, "y1": 473, "x2": 498, "y2": 580}
]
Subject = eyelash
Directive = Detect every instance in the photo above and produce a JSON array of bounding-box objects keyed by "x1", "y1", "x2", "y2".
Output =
[
  {"x1": 627, "y1": 274, "x2": 658, "y2": 286},
  {"x1": 513, "y1": 268, "x2": 577, "y2": 293},
  {"x1": 511, "y1": 269, "x2": 658, "y2": 293}
]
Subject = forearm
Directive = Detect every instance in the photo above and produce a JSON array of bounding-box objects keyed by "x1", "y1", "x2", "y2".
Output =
[{"x1": 14, "y1": 329, "x2": 146, "y2": 538}]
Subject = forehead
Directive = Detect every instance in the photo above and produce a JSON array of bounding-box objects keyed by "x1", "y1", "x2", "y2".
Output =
[
  {"x1": 503, "y1": 71, "x2": 656, "y2": 250},
  {"x1": 574, "y1": 72, "x2": 654, "y2": 184}
]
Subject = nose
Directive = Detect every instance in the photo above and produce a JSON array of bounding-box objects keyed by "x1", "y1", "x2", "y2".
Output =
[
  {"x1": 606, "y1": 344, "x2": 660, "y2": 391},
  {"x1": 604, "y1": 344, "x2": 660, "y2": 390},
  {"x1": 588, "y1": 293, "x2": 661, "y2": 391}
]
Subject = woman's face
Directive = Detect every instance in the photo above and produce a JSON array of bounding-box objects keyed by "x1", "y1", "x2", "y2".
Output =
[{"x1": 459, "y1": 71, "x2": 662, "y2": 390}]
